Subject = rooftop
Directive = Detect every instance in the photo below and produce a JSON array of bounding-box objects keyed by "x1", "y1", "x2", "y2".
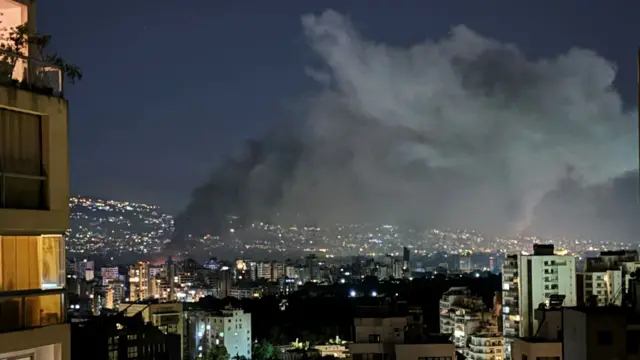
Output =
[
  {"x1": 564, "y1": 306, "x2": 640, "y2": 322},
  {"x1": 518, "y1": 337, "x2": 561, "y2": 344},
  {"x1": 403, "y1": 334, "x2": 453, "y2": 345}
]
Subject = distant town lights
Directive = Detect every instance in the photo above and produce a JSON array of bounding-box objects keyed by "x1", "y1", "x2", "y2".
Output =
[
  {"x1": 349, "y1": 290, "x2": 356, "y2": 297},
  {"x1": 370, "y1": 290, "x2": 378, "y2": 297},
  {"x1": 340, "y1": 278, "x2": 345, "y2": 284}
]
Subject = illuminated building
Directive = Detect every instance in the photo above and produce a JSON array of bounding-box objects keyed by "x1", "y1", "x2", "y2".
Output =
[
  {"x1": 502, "y1": 244, "x2": 576, "y2": 359},
  {"x1": 188, "y1": 305, "x2": 252, "y2": 360},
  {"x1": 128, "y1": 262, "x2": 150, "y2": 301},
  {"x1": 466, "y1": 333, "x2": 504, "y2": 360},
  {"x1": 120, "y1": 302, "x2": 185, "y2": 359},
  {"x1": 0, "y1": 0, "x2": 72, "y2": 358}
]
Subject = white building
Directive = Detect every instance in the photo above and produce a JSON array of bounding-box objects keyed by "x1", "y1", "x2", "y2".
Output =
[
  {"x1": 190, "y1": 306, "x2": 252, "y2": 359},
  {"x1": 467, "y1": 333, "x2": 504, "y2": 360},
  {"x1": 452, "y1": 310, "x2": 496, "y2": 350},
  {"x1": 439, "y1": 287, "x2": 485, "y2": 337},
  {"x1": 439, "y1": 287, "x2": 472, "y2": 334},
  {"x1": 502, "y1": 244, "x2": 576, "y2": 358},
  {"x1": 582, "y1": 269, "x2": 623, "y2": 306},
  {"x1": 579, "y1": 250, "x2": 638, "y2": 306}
]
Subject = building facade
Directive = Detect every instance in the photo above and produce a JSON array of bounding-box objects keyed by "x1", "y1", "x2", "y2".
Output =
[
  {"x1": 349, "y1": 316, "x2": 455, "y2": 360},
  {"x1": 0, "y1": 0, "x2": 71, "y2": 359},
  {"x1": 502, "y1": 244, "x2": 577, "y2": 358},
  {"x1": 187, "y1": 306, "x2": 252, "y2": 360}
]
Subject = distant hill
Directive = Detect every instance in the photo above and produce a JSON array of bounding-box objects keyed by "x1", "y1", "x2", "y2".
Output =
[{"x1": 66, "y1": 196, "x2": 174, "y2": 257}]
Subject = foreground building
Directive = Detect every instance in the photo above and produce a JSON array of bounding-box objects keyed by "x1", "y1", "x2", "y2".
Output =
[
  {"x1": 512, "y1": 304, "x2": 640, "y2": 360},
  {"x1": 349, "y1": 316, "x2": 455, "y2": 360},
  {"x1": 70, "y1": 313, "x2": 181, "y2": 360},
  {"x1": 120, "y1": 302, "x2": 185, "y2": 359},
  {"x1": 186, "y1": 305, "x2": 252, "y2": 360},
  {"x1": 502, "y1": 244, "x2": 576, "y2": 358},
  {"x1": 0, "y1": 0, "x2": 72, "y2": 359}
]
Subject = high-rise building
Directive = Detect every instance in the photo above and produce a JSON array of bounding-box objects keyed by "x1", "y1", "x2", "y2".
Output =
[
  {"x1": 256, "y1": 262, "x2": 271, "y2": 280},
  {"x1": 128, "y1": 261, "x2": 150, "y2": 301},
  {"x1": 270, "y1": 260, "x2": 284, "y2": 281},
  {"x1": 502, "y1": 244, "x2": 577, "y2": 358},
  {"x1": 403, "y1": 246, "x2": 410, "y2": 269},
  {"x1": 0, "y1": 1, "x2": 72, "y2": 358}
]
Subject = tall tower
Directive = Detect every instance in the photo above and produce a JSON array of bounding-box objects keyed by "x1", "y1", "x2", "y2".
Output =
[
  {"x1": 168, "y1": 256, "x2": 176, "y2": 301},
  {"x1": 0, "y1": 1, "x2": 74, "y2": 359}
]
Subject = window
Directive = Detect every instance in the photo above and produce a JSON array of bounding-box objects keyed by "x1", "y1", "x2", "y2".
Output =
[
  {"x1": 597, "y1": 331, "x2": 613, "y2": 345},
  {"x1": 128, "y1": 346, "x2": 138, "y2": 359},
  {"x1": 368, "y1": 334, "x2": 381, "y2": 343},
  {"x1": 0, "y1": 292, "x2": 64, "y2": 331},
  {"x1": 0, "y1": 235, "x2": 65, "y2": 291},
  {"x1": 0, "y1": 108, "x2": 46, "y2": 210}
]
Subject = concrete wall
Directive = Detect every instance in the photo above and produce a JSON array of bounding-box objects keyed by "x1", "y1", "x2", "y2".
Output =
[
  {"x1": 395, "y1": 344, "x2": 455, "y2": 360},
  {"x1": 512, "y1": 338, "x2": 562, "y2": 360},
  {"x1": 354, "y1": 317, "x2": 407, "y2": 344},
  {"x1": 563, "y1": 308, "x2": 628, "y2": 360},
  {"x1": 0, "y1": 85, "x2": 69, "y2": 234}
]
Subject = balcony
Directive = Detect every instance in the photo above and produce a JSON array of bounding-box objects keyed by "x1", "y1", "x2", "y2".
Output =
[
  {"x1": 0, "y1": 49, "x2": 63, "y2": 97},
  {"x1": 0, "y1": 290, "x2": 65, "y2": 332}
]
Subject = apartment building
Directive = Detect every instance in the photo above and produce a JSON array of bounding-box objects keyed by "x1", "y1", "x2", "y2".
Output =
[
  {"x1": 349, "y1": 316, "x2": 455, "y2": 360},
  {"x1": 120, "y1": 302, "x2": 185, "y2": 359},
  {"x1": 467, "y1": 333, "x2": 504, "y2": 360},
  {"x1": 439, "y1": 287, "x2": 484, "y2": 335},
  {"x1": 502, "y1": 244, "x2": 576, "y2": 358},
  {"x1": 187, "y1": 305, "x2": 252, "y2": 360},
  {"x1": 128, "y1": 261, "x2": 151, "y2": 301},
  {"x1": 0, "y1": 0, "x2": 72, "y2": 359},
  {"x1": 577, "y1": 250, "x2": 639, "y2": 306}
]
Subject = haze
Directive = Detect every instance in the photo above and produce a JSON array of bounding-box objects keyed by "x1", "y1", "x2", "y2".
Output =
[{"x1": 174, "y1": 10, "x2": 638, "y2": 242}]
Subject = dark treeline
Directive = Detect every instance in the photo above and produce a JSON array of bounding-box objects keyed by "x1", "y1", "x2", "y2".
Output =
[{"x1": 199, "y1": 274, "x2": 500, "y2": 346}]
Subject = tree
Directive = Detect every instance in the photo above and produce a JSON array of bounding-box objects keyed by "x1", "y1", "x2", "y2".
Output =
[
  {"x1": 232, "y1": 355, "x2": 248, "y2": 360},
  {"x1": 205, "y1": 345, "x2": 230, "y2": 360},
  {"x1": 0, "y1": 23, "x2": 82, "y2": 86},
  {"x1": 253, "y1": 340, "x2": 275, "y2": 360}
]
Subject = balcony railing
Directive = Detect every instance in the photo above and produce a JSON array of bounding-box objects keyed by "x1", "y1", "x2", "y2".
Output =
[{"x1": 0, "y1": 49, "x2": 63, "y2": 97}]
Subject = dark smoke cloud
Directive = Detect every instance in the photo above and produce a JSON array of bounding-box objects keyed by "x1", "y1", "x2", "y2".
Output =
[{"x1": 173, "y1": 10, "x2": 637, "y2": 243}]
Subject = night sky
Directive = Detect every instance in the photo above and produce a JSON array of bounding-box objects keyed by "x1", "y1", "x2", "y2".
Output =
[{"x1": 38, "y1": 0, "x2": 640, "y2": 213}]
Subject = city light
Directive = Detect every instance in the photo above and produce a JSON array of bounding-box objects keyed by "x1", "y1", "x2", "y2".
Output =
[{"x1": 349, "y1": 290, "x2": 356, "y2": 297}]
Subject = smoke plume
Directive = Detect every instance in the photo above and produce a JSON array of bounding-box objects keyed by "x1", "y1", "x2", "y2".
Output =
[{"x1": 174, "y1": 10, "x2": 637, "y2": 242}]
